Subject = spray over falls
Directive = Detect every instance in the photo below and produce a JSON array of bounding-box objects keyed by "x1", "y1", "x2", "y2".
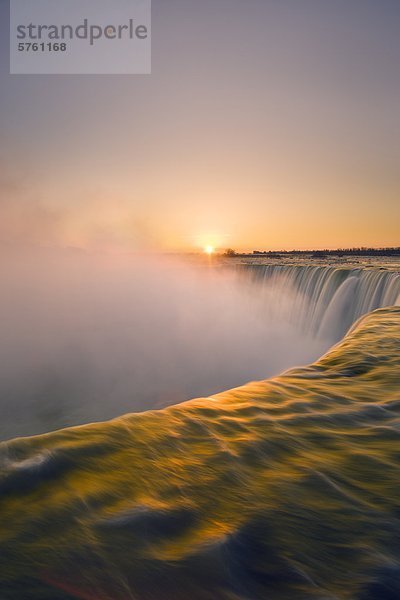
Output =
[{"x1": 0, "y1": 254, "x2": 399, "y2": 440}]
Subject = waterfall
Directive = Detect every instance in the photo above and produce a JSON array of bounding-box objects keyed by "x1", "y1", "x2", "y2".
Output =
[
  {"x1": 1, "y1": 253, "x2": 399, "y2": 440},
  {"x1": 238, "y1": 265, "x2": 400, "y2": 342}
]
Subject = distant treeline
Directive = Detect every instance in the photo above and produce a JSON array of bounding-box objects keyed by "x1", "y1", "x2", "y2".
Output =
[{"x1": 249, "y1": 247, "x2": 400, "y2": 257}]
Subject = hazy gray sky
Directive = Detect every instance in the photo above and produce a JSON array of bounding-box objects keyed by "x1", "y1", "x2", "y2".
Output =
[{"x1": 1, "y1": 0, "x2": 399, "y2": 251}]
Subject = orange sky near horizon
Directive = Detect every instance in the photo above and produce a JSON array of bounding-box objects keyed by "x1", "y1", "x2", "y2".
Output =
[{"x1": 0, "y1": 0, "x2": 399, "y2": 253}]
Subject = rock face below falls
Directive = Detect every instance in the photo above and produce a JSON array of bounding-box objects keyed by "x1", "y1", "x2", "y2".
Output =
[{"x1": 1, "y1": 307, "x2": 400, "y2": 600}]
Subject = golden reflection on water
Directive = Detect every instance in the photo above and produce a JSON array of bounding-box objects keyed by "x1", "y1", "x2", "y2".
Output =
[{"x1": 0, "y1": 307, "x2": 400, "y2": 599}]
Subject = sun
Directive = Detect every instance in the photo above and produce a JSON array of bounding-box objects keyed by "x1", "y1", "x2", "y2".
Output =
[{"x1": 204, "y1": 245, "x2": 214, "y2": 255}]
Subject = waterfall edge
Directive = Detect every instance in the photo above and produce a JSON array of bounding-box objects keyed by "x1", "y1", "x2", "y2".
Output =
[{"x1": 1, "y1": 306, "x2": 400, "y2": 599}]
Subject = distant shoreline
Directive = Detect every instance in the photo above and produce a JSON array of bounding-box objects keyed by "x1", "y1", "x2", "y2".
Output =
[{"x1": 227, "y1": 247, "x2": 400, "y2": 258}]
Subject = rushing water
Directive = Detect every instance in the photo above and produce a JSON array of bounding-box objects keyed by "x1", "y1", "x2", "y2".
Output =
[
  {"x1": 238, "y1": 263, "x2": 400, "y2": 340},
  {"x1": 1, "y1": 307, "x2": 399, "y2": 600}
]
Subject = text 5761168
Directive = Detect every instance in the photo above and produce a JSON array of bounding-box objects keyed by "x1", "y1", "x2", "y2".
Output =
[{"x1": 18, "y1": 42, "x2": 67, "y2": 52}]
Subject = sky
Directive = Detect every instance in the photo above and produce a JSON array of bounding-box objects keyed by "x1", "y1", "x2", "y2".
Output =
[{"x1": 0, "y1": 0, "x2": 399, "y2": 252}]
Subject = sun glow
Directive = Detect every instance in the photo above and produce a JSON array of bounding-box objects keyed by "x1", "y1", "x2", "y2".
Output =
[{"x1": 204, "y1": 245, "x2": 214, "y2": 255}]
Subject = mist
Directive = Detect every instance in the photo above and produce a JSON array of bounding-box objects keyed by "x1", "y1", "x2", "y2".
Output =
[{"x1": 0, "y1": 246, "x2": 327, "y2": 441}]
